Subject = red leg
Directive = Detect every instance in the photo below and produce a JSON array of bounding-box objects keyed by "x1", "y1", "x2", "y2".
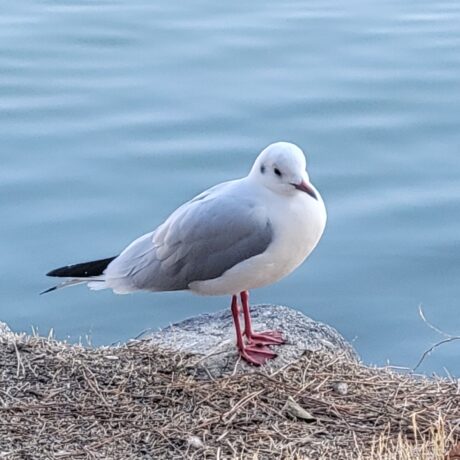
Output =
[
  {"x1": 240, "y1": 291, "x2": 285, "y2": 346},
  {"x1": 230, "y1": 295, "x2": 276, "y2": 366}
]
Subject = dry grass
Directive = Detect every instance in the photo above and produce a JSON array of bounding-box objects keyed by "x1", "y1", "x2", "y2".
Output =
[{"x1": 0, "y1": 330, "x2": 459, "y2": 459}]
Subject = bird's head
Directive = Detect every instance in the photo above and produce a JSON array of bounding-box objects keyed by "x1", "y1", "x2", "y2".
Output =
[{"x1": 250, "y1": 142, "x2": 318, "y2": 199}]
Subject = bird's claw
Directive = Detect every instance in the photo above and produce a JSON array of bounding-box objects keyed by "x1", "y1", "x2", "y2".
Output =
[
  {"x1": 246, "y1": 330, "x2": 285, "y2": 346},
  {"x1": 239, "y1": 344, "x2": 277, "y2": 366}
]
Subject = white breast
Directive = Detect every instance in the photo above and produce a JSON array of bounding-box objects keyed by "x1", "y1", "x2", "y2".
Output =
[{"x1": 189, "y1": 186, "x2": 327, "y2": 296}]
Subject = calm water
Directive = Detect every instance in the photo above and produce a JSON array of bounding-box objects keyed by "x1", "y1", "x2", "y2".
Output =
[{"x1": 2, "y1": 0, "x2": 460, "y2": 375}]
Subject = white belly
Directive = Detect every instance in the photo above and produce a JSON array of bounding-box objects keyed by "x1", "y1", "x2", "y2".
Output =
[{"x1": 189, "y1": 188, "x2": 327, "y2": 296}]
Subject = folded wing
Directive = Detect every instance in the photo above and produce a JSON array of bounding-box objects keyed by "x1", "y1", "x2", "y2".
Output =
[{"x1": 104, "y1": 185, "x2": 273, "y2": 293}]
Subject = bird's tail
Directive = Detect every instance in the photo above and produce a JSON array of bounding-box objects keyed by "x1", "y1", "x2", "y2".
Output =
[{"x1": 41, "y1": 256, "x2": 117, "y2": 295}]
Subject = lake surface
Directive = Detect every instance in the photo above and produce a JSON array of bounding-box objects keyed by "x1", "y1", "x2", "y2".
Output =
[{"x1": 1, "y1": 0, "x2": 460, "y2": 375}]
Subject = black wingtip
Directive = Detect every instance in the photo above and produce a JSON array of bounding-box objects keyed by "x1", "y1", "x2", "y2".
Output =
[
  {"x1": 46, "y1": 256, "x2": 117, "y2": 278},
  {"x1": 46, "y1": 267, "x2": 67, "y2": 277},
  {"x1": 40, "y1": 286, "x2": 57, "y2": 295}
]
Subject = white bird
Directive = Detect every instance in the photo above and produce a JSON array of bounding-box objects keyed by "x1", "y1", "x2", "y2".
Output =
[{"x1": 44, "y1": 142, "x2": 327, "y2": 365}]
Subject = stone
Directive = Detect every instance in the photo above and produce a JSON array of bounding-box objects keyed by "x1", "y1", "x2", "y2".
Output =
[{"x1": 140, "y1": 304, "x2": 358, "y2": 378}]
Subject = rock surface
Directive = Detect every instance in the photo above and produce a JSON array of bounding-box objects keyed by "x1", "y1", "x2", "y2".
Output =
[
  {"x1": 141, "y1": 304, "x2": 358, "y2": 377},
  {"x1": 0, "y1": 307, "x2": 358, "y2": 379}
]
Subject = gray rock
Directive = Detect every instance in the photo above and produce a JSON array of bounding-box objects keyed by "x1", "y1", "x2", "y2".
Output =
[{"x1": 140, "y1": 304, "x2": 358, "y2": 377}]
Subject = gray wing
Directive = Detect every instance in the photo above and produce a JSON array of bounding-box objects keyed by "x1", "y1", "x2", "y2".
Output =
[{"x1": 106, "y1": 185, "x2": 272, "y2": 292}]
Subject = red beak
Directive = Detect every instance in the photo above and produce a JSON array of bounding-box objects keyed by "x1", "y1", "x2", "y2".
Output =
[{"x1": 294, "y1": 180, "x2": 318, "y2": 200}]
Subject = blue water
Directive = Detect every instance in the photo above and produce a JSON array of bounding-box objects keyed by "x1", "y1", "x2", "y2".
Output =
[{"x1": 2, "y1": 0, "x2": 460, "y2": 376}]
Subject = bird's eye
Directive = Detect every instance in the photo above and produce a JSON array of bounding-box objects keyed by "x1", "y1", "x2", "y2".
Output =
[
  {"x1": 274, "y1": 168, "x2": 282, "y2": 177},
  {"x1": 260, "y1": 165, "x2": 265, "y2": 174}
]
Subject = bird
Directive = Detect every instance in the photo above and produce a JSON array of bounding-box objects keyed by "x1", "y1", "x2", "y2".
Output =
[{"x1": 43, "y1": 142, "x2": 327, "y2": 366}]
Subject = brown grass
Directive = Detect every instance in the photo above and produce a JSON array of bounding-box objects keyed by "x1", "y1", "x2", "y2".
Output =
[{"x1": 0, "y1": 330, "x2": 459, "y2": 459}]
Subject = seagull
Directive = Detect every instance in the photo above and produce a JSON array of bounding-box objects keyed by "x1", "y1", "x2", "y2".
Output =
[{"x1": 44, "y1": 142, "x2": 327, "y2": 365}]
